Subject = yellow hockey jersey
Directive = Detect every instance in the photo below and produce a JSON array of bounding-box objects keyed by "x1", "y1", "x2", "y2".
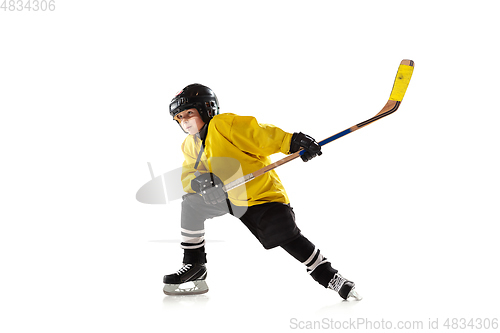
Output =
[{"x1": 180, "y1": 113, "x2": 293, "y2": 207}]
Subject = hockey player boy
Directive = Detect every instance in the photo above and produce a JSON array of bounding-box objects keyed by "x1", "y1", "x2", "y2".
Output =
[{"x1": 163, "y1": 84, "x2": 361, "y2": 300}]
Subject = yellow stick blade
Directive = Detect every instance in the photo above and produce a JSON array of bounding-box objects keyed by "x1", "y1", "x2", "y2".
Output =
[{"x1": 389, "y1": 60, "x2": 414, "y2": 102}]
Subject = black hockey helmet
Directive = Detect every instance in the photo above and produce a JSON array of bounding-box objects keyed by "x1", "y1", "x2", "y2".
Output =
[{"x1": 169, "y1": 84, "x2": 219, "y2": 124}]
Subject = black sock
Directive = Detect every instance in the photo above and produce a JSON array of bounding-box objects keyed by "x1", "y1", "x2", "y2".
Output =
[
  {"x1": 281, "y1": 234, "x2": 315, "y2": 262},
  {"x1": 183, "y1": 246, "x2": 207, "y2": 264},
  {"x1": 281, "y1": 234, "x2": 337, "y2": 288}
]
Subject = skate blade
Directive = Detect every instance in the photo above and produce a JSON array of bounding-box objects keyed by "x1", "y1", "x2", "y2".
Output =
[
  {"x1": 163, "y1": 280, "x2": 209, "y2": 296},
  {"x1": 347, "y1": 288, "x2": 363, "y2": 301}
]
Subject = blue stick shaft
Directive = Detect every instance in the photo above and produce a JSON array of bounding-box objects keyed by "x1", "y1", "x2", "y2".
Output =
[
  {"x1": 318, "y1": 128, "x2": 352, "y2": 146},
  {"x1": 299, "y1": 128, "x2": 352, "y2": 155}
]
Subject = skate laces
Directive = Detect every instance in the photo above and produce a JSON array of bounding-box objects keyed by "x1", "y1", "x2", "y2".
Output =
[
  {"x1": 328, "y1": 273, "x2": 347, "y2": 292},
  {"x1": 176, "y1": 264, "x2": 192, "y2": 275}
]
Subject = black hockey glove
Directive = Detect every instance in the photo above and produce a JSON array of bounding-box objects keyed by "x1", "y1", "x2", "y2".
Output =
[
  {"x1": 290, "y1": 132, "x2": 322, "y2": 162},
  {"x1": 191, "y1": 172, "x2": 228, "y2": 205}
]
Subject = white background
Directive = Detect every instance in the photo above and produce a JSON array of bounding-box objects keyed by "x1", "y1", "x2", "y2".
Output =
[{"x1": 1, "y1": 1, "x2": 499, "y2": 332}]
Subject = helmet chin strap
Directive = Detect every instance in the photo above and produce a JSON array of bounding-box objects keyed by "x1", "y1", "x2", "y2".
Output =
[{"x1": 198, "y1": 120, "x2": 210, "y2": 144}]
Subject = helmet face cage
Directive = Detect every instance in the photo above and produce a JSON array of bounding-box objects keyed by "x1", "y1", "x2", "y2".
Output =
[{"x1": 170, "y1": 84, "x2": 219, "y2": 128}]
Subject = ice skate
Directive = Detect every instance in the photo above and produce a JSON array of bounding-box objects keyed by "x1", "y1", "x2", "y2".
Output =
[
  {"x1": 328, "y1": 273, "x2": 362, "y2": 301},
  {"x1": 163, "y1": 263, "x2": 209, "y2": 296}
]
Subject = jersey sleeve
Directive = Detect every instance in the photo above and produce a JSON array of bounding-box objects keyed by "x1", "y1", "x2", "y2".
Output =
[{"x1": 224, "y1": 115, "x2": 294, "y2": 157}]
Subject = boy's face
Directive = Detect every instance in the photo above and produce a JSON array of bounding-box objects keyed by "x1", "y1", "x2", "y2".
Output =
[{"x1": 174, "y1": 108, "x2": 206, "y2": 135}]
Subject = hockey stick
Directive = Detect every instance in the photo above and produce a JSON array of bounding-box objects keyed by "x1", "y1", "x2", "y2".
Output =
[{"x1": 223, "y1": 59, "x2": 415, "y2": 192}]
